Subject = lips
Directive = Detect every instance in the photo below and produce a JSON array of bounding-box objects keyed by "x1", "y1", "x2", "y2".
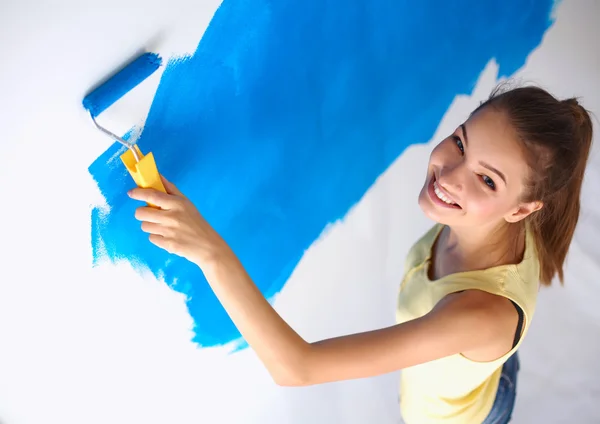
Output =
[{"x1": 429, "y1": 175, "x2": 462, "y2": 209}]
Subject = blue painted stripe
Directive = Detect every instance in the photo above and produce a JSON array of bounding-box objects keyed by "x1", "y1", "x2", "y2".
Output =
[{"x1": 88, "y1": 0, "x2": 555, "y2": 349}]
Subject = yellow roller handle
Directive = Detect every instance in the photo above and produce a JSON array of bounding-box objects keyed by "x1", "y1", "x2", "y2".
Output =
[{"x1": 120, "y1": 145, "x2": 166, "y2": 207}]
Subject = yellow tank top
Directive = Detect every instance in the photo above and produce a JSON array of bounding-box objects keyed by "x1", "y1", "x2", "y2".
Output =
[{"x1": 396, "y1": 224, "x2": 540, "y2": 424}]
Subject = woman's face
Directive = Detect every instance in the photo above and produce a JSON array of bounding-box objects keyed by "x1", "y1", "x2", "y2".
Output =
[{"x1": 418, "y1": 106, "x2": 540, "y2": 229}]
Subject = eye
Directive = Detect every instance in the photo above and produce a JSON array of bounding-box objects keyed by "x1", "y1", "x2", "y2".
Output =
[
  {"x1": 453, "y1": 135, "x2": 464, "y2": 154},
  {"x1": 481, "y1": 175, "x2": 496, "y2": 190}
]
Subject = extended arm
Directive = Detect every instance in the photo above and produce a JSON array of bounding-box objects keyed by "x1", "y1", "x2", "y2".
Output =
[
  {"x1": 204, "y1": 253, "x2": 514, "y2": 386},
  {"x1": 128, "y1": 178, "x2": 518, "y2": 386}
]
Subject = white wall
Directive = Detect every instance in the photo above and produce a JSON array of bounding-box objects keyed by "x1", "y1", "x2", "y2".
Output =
[{"x1": 1, "y1": 0, "x2": 599, "y2": 423}]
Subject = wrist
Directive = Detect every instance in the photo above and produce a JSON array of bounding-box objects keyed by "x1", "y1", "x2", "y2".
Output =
[{"x1": 193, "y1": 239, "x2": 236, "y2": 273}]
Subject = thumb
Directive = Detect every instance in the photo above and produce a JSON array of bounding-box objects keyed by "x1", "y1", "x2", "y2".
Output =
[{"x1": 160, "y1": 174, "x2": 184, "y2": 197}]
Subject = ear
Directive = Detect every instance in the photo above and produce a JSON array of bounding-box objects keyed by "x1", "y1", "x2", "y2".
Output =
[{"x1": 505, "y1": 201, "x2": 543, "y2": 223}]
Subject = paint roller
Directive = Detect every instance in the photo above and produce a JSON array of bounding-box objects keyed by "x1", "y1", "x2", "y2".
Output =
[{"x1": 82, "y1": 52, "x2": 167, "y2": 195}]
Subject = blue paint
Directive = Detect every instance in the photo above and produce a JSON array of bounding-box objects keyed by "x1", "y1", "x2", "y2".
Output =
[
  {"x1": 83, "y1": 52, "x2": 162, "y2": 117},
  {"x1": 88, "y1": 0, "x2": 555, "y2": 349}
]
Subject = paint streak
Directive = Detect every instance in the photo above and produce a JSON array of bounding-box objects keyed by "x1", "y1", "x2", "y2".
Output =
[{"x1": 89, "y1": 0, "x2": 555, "y2": 349}]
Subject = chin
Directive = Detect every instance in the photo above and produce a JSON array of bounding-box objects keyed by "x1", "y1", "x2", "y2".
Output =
[{"x1": 420, "y1": 206, "x2": 451, "y2": 225}]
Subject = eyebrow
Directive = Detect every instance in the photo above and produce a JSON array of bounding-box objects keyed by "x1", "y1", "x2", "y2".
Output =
[{"x1": 460, "y1": 124, "x2": 507, "y2": 185}]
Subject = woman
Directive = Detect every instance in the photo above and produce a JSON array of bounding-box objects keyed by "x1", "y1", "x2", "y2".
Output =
[{"x1": 127, "y1": 84, "x2": 593, "y2": 423}]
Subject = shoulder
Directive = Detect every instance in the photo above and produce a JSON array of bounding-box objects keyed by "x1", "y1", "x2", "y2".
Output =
[
  {"x1": 427, "y1": 289, "x2": 521, "y2": 356},
  {"x1": 434, "y1": 258, "x2": 537, "y2": 328},
  {"x1": 434, "y1": 289, "x2": 518, "y2": 320}
]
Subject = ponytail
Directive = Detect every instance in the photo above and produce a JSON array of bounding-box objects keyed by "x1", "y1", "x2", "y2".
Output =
[{"x1": 477, "y1": 85, "x2": 594, "y2": 286}]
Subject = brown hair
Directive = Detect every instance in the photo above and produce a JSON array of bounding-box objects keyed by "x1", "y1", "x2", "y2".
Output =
[{"x1": 474, "y1": 83, "x2": 594, "y2": 286}]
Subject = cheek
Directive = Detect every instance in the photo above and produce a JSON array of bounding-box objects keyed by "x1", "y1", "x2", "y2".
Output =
[{"x1": 463, "y1": 188, "x2": 511, "y2": 219}]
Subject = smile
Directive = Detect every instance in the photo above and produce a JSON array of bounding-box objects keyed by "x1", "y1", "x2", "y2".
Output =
[{"x1": 428, "y1": 176, "x2": 462, "y2": 209}]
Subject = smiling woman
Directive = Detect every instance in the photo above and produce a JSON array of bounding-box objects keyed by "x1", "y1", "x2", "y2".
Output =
[
  {"x1": 128, "y1": 83, "x2": 593, "y2": 424},
  {"x1": 424, "y1": 127, "x2": 507, "y2": 211},
  {"x1": 419, "y1": 104, "x2": 542, "y2": 232}
]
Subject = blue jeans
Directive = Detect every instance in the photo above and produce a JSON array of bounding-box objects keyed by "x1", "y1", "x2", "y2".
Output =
[{"x1": 482, "y1": 352, "x2": 520, "y2": 424}]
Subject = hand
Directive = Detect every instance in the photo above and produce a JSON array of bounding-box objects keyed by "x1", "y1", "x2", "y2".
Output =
[{"x1": 127, "y1": 175, "x2": 229, "y2": 267}]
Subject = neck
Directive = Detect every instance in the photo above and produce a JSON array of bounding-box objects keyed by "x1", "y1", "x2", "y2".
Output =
[{"x1": 443, "y1": 221, "x2": 525, "y2": 268}]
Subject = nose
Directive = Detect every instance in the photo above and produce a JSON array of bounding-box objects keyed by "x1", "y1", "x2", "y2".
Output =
[{"x1": 437, "y1": 164, "x2": 464, "y2": 194}]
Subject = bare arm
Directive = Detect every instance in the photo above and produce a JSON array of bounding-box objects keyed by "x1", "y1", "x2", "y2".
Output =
[
  {"x1": 128, "y1": 179, "x2": 519, "y2": 387},
  {"x1": 203, "y1": 249, "x2": 517, "y2": 386}
]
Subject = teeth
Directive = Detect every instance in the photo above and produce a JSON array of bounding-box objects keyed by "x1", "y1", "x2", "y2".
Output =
[{"x1": 434, "y1": 181, "x2": 457, "y2": 205}]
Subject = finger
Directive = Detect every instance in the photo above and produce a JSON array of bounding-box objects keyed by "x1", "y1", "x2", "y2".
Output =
[
  {"x1": 160, "y1": 175, "x2": 184, "y2": 197},
  {"x1": 140, "y1": 221, "x2": 167, "y2": 236},
  {"x1": 134, "y1": 206, "x2": 166, "y2": 223},
  {"x1": 128, "y1": 187, "x2": 178, "y2": 209},
  {"x1": 148, "y1": 233, "x2": 174, "y2": 253}
]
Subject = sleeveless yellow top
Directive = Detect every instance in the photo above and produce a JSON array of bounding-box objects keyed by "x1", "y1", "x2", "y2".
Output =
[{"x1": 396, "y1": 224, "x2": 540, "y2": 424}]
